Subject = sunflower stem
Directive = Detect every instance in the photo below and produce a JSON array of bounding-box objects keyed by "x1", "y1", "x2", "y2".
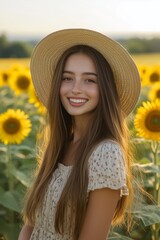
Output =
[
  {"x1": 7, "y1": 144, "x2": 15, "y2": 223},
  {"x1": 150, "y1": 141, "x2": 159, "y2": 240}
]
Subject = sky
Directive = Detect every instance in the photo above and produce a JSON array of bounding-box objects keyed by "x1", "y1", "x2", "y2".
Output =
[{"x1": 1, "y1": 0, "x2": 160, "y2": 40}]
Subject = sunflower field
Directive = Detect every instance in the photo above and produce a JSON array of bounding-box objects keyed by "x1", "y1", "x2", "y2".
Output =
[{"x1": 0, "y1": 55, "x2": 160, "y2": 240}]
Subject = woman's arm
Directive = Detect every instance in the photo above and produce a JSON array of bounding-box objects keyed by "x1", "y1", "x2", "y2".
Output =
[
  {"x1": 18, "y1": 224, "x2": 34, "y2": 240},
  {"x1": 78, "y1": 188, "x2": 120, "y2": 240}
]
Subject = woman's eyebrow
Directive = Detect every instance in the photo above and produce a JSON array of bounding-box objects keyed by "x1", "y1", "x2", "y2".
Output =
[
  {"x1": 63, "y1": 71, "x2": 74, "y2": 74},
  {"x1": 63, "y1": 71, "x2": 97, "y2": 76},
  {"x1": 83, "y1": 72, "x2": 97, "y2": 77}
]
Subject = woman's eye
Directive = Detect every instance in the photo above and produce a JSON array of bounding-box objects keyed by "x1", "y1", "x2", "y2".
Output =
[
  {"x1": 62, "y1": 77, "x2": 72, "y2": 82},
  {"x1": 85, "y1": 79, "x2": 97, "y2": 83}
]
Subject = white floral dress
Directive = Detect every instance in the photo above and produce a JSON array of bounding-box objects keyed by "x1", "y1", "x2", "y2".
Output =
[{"x1": 30, "y1": 140, "x2": 128, "y2": 240}]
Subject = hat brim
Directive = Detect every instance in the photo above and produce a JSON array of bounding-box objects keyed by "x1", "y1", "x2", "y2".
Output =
[{"x1": 30, "y1": 28, "x2": 141, "y2": 116}]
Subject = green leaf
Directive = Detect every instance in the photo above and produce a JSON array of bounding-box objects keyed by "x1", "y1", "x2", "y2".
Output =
[
  {"x1": 0, "y1": 219, "x2": 20, "y2": 240},
  {"x1": 0, "y1": 146, "x2": 7, "y2": 153},
  {"x1": 10, "y1": 144, "x2": 34, "y2": 153},
  {"x1": 139, "y1": 158, "x2": 151, "y2": 164},
  {"x1": 132, "y1": 205, "x2": 160, "y2": 226},
  {"x1": 0, "y1": 187, "x2": 21, "y2": 212},
  {"x1": 13, "y1": 152, "x2": 29, "y2": 159},
  {"x1": 0, "y1": 154, "x2": 8, "y2": 164},
  {"x1": 108, "y1": 232, "x2": 133, "y2": 239},
  {"x1": 138, "y1": 163, "x2": 159, "y2": 174},
  {"x1": 10, "y1": 168, "x2": 31, "y2": 187}
]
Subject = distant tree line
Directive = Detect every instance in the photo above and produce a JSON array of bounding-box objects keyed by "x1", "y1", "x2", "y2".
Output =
[
  {"x1": 0, "y1": 34, "x2": 33, "y2": 58},
  {"x1": 118, "y1": 37, "x2": 160, "y2": 54},
  {"x1": 0, "y1": 34, "x2": 160, "y2": 58}
]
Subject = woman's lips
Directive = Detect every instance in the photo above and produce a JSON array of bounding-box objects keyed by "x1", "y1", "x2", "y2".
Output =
[{"x1": 68, "y1": 97, "x2": 88, "y2": 106}]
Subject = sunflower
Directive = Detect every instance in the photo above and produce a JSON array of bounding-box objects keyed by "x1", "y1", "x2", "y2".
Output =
[
  {"x1": 28, "y1": 87, "x2": 46, "y2": 114},
  {"x1": 134, "y1": 99, "x2": 160, "y2": 141},
  {"x1": 138, "y1": 65, "x2": 150, "y2": 86},
  {"x1": 9, "y1": 69, "x2": 32, "y2": 95},
  {"x1": 0, "y1": 109, "x2": 32, "y2": 144},
  {"x1": 149, "y1": 83, "x2": 160, "y2": 101},
  {"x1": 148, "y1": 66, "x2": 160, "y2": 85},
  {"x1": 0, "y1": 69, "x2": 11, "y2": 87}
]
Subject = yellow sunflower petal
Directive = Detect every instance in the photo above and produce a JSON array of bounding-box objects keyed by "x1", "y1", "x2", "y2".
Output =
[
  {"x1": 138, "y1": 65, "x2": 150, "y2": 86},
  {"x1": 148, "y1": 82, "x2": 160, "y2": 101},
  {"x1": 28, "y1": 87, "x2": 46, "y2": 114},
  {"x1": 9, "y1": 64, "x2": 26, "y2": 73}
]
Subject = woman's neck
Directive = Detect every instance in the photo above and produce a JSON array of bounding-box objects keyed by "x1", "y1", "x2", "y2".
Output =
[{"x1": 72, "y1": 114, "x2": 92, "y2": 142}]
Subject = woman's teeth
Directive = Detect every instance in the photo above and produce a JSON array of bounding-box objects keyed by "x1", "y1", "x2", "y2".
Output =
[{"x1": 69, "y1": 98, "x2": 87, "y2": 103}]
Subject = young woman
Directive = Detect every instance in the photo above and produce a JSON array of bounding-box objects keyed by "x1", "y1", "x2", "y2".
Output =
[{"x1": 18, "y1": 29, "x2": 141, "y2": 240}]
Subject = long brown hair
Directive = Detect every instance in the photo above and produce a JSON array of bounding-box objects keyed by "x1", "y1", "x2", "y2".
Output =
[{"x1": 24, "y1": 45, "x2": 134, "y2": 239}]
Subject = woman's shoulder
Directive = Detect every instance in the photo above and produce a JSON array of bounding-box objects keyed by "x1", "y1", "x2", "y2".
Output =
[
  {"x1": 90, "y1": 139, "x2": 123, "y2": 156},
  {"x1": 88, "y1": 139, "x2": 125, "y2": 169},
  {"x1": 87, "y1": 139, "x2": 127, "y2": 192}
]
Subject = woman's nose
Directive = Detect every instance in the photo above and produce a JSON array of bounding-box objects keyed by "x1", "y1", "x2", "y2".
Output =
[{"x1": 71, "y1": 81, "x2": 82, "y2": 95}]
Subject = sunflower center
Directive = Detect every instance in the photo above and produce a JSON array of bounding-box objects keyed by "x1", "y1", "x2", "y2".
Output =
[
  {"x1": 156, "y1": 90, "x2": 160, "y2": 98},
  {"x1": 150, "y1": 72, "x2": 160, "y2": 83},
  {"x1": 3, "y1": 118, "x2": 21, "y2": 134},
  {"x1": 3, "y1": 73, "x2": 9, "y2": 82},
  {"x1": 145, "y1": 111, "x2": 160, "y2": 132},
  {"x1": 17, "y1": 76, "x2": 30, "y2": 90}
]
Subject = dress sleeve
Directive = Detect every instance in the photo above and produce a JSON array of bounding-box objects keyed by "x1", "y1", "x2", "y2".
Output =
[{"x1": 87, "y1": 140, "x2": 129, "y2": 197}]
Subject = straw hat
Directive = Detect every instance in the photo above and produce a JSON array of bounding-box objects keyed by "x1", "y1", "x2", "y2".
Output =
[{"x1": 30, "y1": 28, "x2": 141, "y2": 116}]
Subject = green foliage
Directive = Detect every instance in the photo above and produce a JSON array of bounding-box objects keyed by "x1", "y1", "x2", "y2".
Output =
[
  {"x1": 0, "y1": 219, "x2": 20, "y2": 240},
  {"x1": 0, "y1": 35, "x2": 32, "y2": 58},
  {"x1": 118, "y1": 37, "x2": 160, "y2": 54},
  {"x1": 133, "y1": 205, "x2": 160, "y2": 226},
  {"x1": 2, "y1": 42, "x2": 32, "y2": 58},
  {"x1": 0, "y1": 86, "x2": 43, "y2": 240},
  {"x1": 0, "y1": 35, "x2": 8, "y2": 53},
  {"x1": 0, "y1": 34, "x2": 160, "y2": 59}
]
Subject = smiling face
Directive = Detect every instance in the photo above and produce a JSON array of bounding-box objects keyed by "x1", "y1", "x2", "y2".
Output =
[{"x1": 60, "y1": 53, "x2": 99, "y2": 118}]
